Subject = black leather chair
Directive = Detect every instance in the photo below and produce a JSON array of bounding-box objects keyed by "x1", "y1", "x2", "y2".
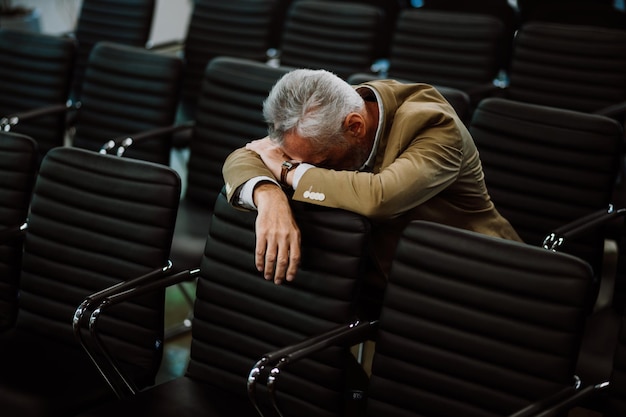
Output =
[
  {"x1": 2, "y1": 40, "x2": 184, "y2": 166},
  {"x1": 74, "y1": 188, "x2": 371, "y2": 417},
  {"x1": 0, "y1": 146, "x2": 181, "y2": 417},
  {"x1": 69, "y1": 0, "x2": 156, "y2": 102},
  {"x1": 277, "y1": 0, "x2": 385, "y2": 79},
  {"x1": 0, "y1": 132, "x2": 37, "y2": 330},
  {"x1": 517, "y1": 0, "x2": 626, "y2": 29},
  {"x1": 419, "y1": 0, "x2": 519, "y2": 71},
  {"x1": 501, "y1": 22, "x2": 626, "y2": 118},
  {"x1": 354, "y1": 7, "x2": 506, "y2": 106},
  {"x1": 259, "y1": 220, "x2": 594, "y2": 417},
  {"x1": 0, "y1": 29, "x2": 76, "y2": 163},
  {"x1": 469, "y1": 97, "x2": 625, "y2": 387},
  {"x1": 71, "y1": 41, "x2": 183, "y2": 165},
  {"x1": 470, "y1": 97, "x2": 623, "y2": 283},
  {"x1": 327, "y1": 0, "x2": 411, "y2": 60},
  {"x1": 170, "y1": 0, "x2": 291, "y2": 128}
]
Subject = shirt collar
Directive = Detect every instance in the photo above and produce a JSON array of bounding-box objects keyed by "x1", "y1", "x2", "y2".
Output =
[{"x1": 357, "y1": 85, "x2": 383, "y2": 172}]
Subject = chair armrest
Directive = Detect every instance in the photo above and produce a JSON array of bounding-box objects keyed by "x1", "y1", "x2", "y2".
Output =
[
  {"x1": 512, "y1": 382, "x2": 609, "y2": 417},
  {"x1": 1, "y1": 103, "x2": 69, "y2": 132},
  {"x1": 542, "y1": 205, "x2": 626, "y2": 251},
  {"x1": 72, "y1": 262, "x2": 197, "y2": 398},
  {"x1": 506, "y1": 379, "x2": 585, "y2": 417},
  {"x1": 247, "y1": 320, "x2": 377, "y2": 417},
  {"x1": 99, "y1": 121, "x2": 195, "y2": 156}
]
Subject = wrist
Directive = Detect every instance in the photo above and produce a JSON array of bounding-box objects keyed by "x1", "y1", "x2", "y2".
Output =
[
  {"x1": 280, "y1": 160, "x2": 300, "y2": 187},
  {"x1": 253, "y1": 182, "x2": 287, "y2": 208}
]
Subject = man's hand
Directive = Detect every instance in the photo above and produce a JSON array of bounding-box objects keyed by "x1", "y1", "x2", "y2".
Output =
[
  {"x1": 246, "y1": 137, "x2": 287, "y2": 181},
  {"x1": 253, "y1": 182, "x2": 301, "y2": 284}
]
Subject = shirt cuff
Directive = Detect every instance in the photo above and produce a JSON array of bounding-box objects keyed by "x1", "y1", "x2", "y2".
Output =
[
  {"x1": 292, "y1": 163, "x2": 315, "y2": 189},
  {"x1": 237, "y1": 176, "x2": 279, "y2": 209}
]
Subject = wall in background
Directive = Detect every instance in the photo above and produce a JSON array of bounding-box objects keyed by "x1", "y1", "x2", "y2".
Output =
[{"x1": 10, "y1": 0, "x2": 192, "y2": 44}]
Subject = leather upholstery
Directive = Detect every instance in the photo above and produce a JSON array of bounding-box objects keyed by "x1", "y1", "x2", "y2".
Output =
[
  {"x1": 367, "y1": 220, "x2": 592, "y2": 417},
  {"x1": 79, "y1": 189, "x2": 371, "y2": 417},
  {"x1": 178, "y1": 0, "x2": 290, "y2": 122},
  {"x1": 470, "y1": 97, "x2": 623, "y2": 277},
  {"x1": 0, "y1": 132, "x2": 38, "y2": 330},
  {"x1": 0, "y1": 147, "x2": 181, "y2": 417},
  {"x1": 0, "y1": 30, "x2": 76, "y2": 163},
  {"x1": 71, "y1": 0, "x2": 155, "y2": 101},
  {"x1": 71, "y1": 42, "x2": 183, "y2": 165},
  {"x1": 389, "y1": 8, "x2": 505, "y2": 91},
  {"x1": 279, "y1": 0, "x2": 385, "y2": 79},
  {"x1": 507, "y1": 22, "x2": 626, "y2": 114},
  {"x1": 419, "y1": 0, "x2": 518, "y2": 70}
]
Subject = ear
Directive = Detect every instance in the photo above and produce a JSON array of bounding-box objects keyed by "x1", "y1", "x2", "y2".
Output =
[{"x1": 344, "y1": 112, "x2": 365, "y2": 137}]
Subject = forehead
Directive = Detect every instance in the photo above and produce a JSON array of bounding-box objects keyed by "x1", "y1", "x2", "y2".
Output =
[{"x1": 281, "y1": 132, "x2": 347, "y2": 167}]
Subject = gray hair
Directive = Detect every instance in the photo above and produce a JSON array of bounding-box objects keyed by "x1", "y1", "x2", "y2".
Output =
[{"x1": 263, "y1": 69, "x2": 365, "y2": 152}]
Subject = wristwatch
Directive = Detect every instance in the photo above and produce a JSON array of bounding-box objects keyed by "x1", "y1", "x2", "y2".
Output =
[{"x1": 280, "y1": 160, "x2": 300, "y2": 186}]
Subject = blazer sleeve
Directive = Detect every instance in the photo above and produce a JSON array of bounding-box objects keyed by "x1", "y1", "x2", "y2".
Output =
[
  {"x1": 222, "y1": 147, "x2": 276, "y2": 203},
  {"x1": 292, "y1": 137, "x2": 462, "y2": 219}
]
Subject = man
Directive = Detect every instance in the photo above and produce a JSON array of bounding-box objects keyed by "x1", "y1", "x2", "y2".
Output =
[{"x1": 223, "y1": 69, "x2": 521, "y2": 308}]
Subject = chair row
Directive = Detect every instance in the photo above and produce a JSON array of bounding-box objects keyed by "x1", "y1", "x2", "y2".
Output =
[
  {"x1": 0, "y1": 138, "x2": 372, "y2": 417},
  {"x1": 4, "y1": 2, "x2": 626, "y2": 160},
  {"x1": 0, "y1": 30, "x2": 180, "y2": 166},
  {"x1": 168, "y1": 0, "x2": 626, "y2": 126},
  {"x1": 2, "y1": 43, "x2": 625, "y2": 308},
  {"x1": 1, "y1": 134, "x2": 624, "y2": 417}
]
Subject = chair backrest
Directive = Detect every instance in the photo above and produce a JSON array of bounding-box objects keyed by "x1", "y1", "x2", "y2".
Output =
[
  {"x1": 185, "y1": 189, "x2": 371, "y2": 417},
  {"x1": 18, "y1": 146, "x2": 180, "y2": 387},
  {"x1": 178, "y1": 0, "x2": 290, "y2": 120},
  {"x1": 419, "y1": 0, "x2": 518, "y2": 70},
  {"x1": 507, "y1": 22, "x2": 626, "y2": 113},
  {"x1": 0, "y1": 29, "x2": 76, "y2": 163},
  {"x1": 185, "y1": 56, "x2": 292, "y2": 208},
  {"x1": 71, "y1": 0, "x2": 156, "y2": 101},
  {"x1": 72, "y1": 42, "x2": 183, "y2": 165},
  {"x1": 517, "y1": 0, "x2": 626, "y2": 29},
  {"x1": 469, "y1": 97, "x2": 623, "y2": 276},
  {"x1": 367, "y1": 220, "x2": 592, "y2": 417},
  {"x1": 325, "y1": 0, "x2": 411, "y2": 58},
  {"x1": 388, "y1": 8, "x2": 505, "y2": 91},
  {"x1": 0, "y1": 132, "x2": 37, "y2": 330},
  {"x1": 278, "y1": 0, "x2": 385, "y2": 79}
]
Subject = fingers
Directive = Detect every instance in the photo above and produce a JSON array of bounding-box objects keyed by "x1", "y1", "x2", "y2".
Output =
[
  {"x1": 286, "y1": 238, "x2": 301, "y2": 282},
  {"x1": 252, "y1": 183, "x2": 301, "y2": 285},
  {"x1": 255, "y1": 230, "x2": 300, "y2": 285}
]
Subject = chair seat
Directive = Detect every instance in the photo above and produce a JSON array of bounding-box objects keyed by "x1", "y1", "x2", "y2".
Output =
[
  {"x1": 0, "y1": 328, "x2": 114, "y2": 417},
  {"x1": 79, "y1": 376, "x2": 259, "y2": 417}
]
